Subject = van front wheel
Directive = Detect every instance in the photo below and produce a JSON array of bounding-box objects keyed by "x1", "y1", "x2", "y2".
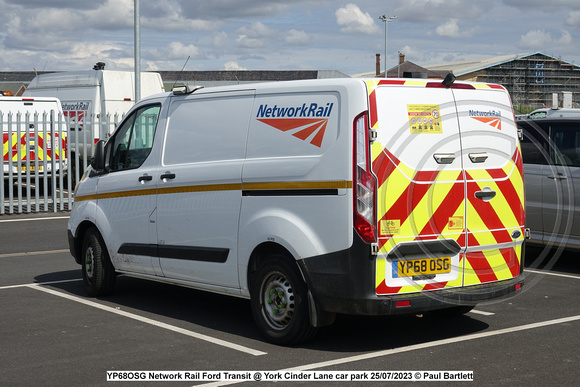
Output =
[
  {"x1": 250, "y1": 256, "x2": 317, "y2": 345},
  {"x1": 81, "y1": 227, "x2": 116, "y2": 297}
]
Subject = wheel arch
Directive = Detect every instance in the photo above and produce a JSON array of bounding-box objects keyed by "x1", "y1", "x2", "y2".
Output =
[
  {"x1": 247, "y1": 242, "x2": 300, "y2": 290},
  {"x1": 72, "y1": 220, "x2": 102, "y2": 264}
]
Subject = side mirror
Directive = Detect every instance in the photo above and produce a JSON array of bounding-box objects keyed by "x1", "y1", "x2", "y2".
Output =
[{"x1": 91, "y1": 140, "x2": 106, "y2": 171}]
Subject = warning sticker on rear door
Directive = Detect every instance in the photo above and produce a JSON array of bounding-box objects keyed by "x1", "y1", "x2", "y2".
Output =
[{"x1": 407, "y1": 104, "x2": 442, "y2": 134}]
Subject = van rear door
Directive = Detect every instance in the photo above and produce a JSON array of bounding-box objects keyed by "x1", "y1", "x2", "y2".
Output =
[
  {"x1": 453, "y1": 85, "x2": 525, "y2": 287},
  {"x1": 367, "y1": 80, "x2": 525, "y2": 296}
]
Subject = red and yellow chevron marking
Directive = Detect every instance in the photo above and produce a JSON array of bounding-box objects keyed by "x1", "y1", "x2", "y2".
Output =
[
  {"x1": 2, "y1": 132, "x2": 66, "y2": 162},
  {"x1": 462, "y1": 147, "x2": 525, "y2": 286},
  {"x1": 373, "y1": 146, "x2": 524, "y2": 295}
]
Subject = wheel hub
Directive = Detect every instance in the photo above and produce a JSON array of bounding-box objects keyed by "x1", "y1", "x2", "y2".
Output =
[
  {"x1": 85, "y1": 247, "x2": 95, "y2": 280},
  {"x1": 262, "y1": 273, "x2": 295, "y2": 330}
]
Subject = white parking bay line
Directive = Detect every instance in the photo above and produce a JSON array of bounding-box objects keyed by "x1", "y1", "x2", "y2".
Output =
[
  {"x1": 470, "y1": 309, "x2": 495, "y2": 316},
  {"x1": 25, "y1": 284, "x2": 267, "y2": 357},
  {"x1": 0, "y1": 216, "x2": 69, "y2": 223},
  {"x1": 198, "y1": 314, "x2": 580, "y2": 387},
  {"x1": 525, "y1": 269, "x2": 580, "y2": 280},
  {"x1": 0, "y1": 249, "x2": 69, "y2": 259},
  {"x1": 0, "y1": 278, "x2": 82, "y2": 290}
]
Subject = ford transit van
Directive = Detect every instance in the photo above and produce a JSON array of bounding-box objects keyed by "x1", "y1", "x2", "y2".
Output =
[{"x1": 68, "y1": 77, "x2": 525, "y2": 344}]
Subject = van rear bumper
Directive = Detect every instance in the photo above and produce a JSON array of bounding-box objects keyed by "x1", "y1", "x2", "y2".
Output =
[{"x1": 297, "y1": 233, "x2": 524, "y2": 316}]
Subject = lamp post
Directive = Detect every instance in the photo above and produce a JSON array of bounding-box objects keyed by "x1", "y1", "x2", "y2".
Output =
[
  {"x1": 378, "y1": 15, "x2": 397, "y2": 77},
  {"x1": 134, "y1": 0, "x2": 141, "y2": 102}
]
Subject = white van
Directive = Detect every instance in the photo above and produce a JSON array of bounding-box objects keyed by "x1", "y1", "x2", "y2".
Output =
[
  {"x1": 24, "y1": 65, "x2": 164, "y2": 178},
  {"x1": 67, "y1": 77, "x2": 526, "y2": 345},
  {"x1": 1, "y1": 96, "x2": 67, "y2": 180},
  {"x1": 527, "y1": 108, "x2": 580, "y2": 119}
]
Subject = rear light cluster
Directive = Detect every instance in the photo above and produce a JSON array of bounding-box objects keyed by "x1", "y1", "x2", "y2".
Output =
[{"x1": 353, "y1": 112, "x2": 377, "y2": 243}]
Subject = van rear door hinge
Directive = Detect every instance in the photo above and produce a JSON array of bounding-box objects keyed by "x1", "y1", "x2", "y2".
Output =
[
  {"x1": 370, "y1": 129, "x2": 378, "y2": 142},
  {"x1": 371, "y1": 243, "x2": 379, "y2": 256}
]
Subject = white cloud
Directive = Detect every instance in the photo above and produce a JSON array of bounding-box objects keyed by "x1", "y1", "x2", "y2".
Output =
[
  {"x1": 335, "y1": 4, "x2": 380, "y2": 34},
  {"x1": 567, "y1": 11, "x2": 580, "y2": 26},
  {"x1": 224, "y1": 61, "x2": 246, "y2": 70},
  {"x1": 236, "y1": 35, "x2": 265, "y2": 49},
  {"x1": 394, "y1": 0, "x2": 486, "y2": 23},
  {"x1": 435, "y1": 18, "x2": 475, "y2": 38},
  {"x1": 518, "y1": 29, "x2": 573, "y2": 50},
  {"x1": 213, "y1": 31, "x2": 228, "y2": 47},
  {"x1": 235, "y1": 22, "x2": 276, "y2": 50},
  {"x1": 285, "y1": 29, "x2": 310, "y2": 45},
  {"x1": 558, "y1": 30, "x2": 572, "y2": 45},
  {"x1": 166, "y1": 42, "x2": 202, "y2": 60},
  {"x1": 238, "y1": 21, "x2": 275, "y2": 38},
  {"x1": 518, "y1": 30, "x2": 553, "y2": 49},
  {"x1": 77, "y1": 0, "x2": 134, "y2": 30},
  {"x1": 436, "y1": 19, "x2": 460, "y2": 38}
]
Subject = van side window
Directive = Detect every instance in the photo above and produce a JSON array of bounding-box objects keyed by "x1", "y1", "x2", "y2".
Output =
[
  {"x1": 107, "y1": 104, "x2": 161, "y2": 172},
  {"x1": 520, "y1": 121, "x2": 549, "y2": 165},
  {"x1": 550, "y1": 123, "x2": 580, "y2": 167}
]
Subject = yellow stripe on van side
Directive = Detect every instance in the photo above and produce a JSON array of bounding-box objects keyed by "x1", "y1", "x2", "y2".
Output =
[
  {"x1": 243, "y1": 180, "x2": 352, "y2": 191},
  {"x1": 73, "y1": 180, "x2": 353, "y2": 202},
  {"x1": 158, "y1": 183, "x2": 241, "y2": 196},
  {"x1": 73, "y1": 194, "x2": 98, "y2": 202},
  {"x1": 98, "y1": 188, "x2": 158, "y2": 200}
]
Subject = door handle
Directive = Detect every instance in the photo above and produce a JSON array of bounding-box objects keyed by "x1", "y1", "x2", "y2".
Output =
[
  {"x1": 138, "y1": 175, "x2": 153, "y2": 182},
  {"x1": 548, "y1": 173, "x2": 567, "y2": 180},
  {"x1": 160, "y1": 172, "x2": 176, "y2": 180},
  {"x1": 475, "y1": 187, "x2": 496, "y2": 202},
  {"x1": 433, "y1": 153, "x2": 456, "y2": 164},
  {"x1": 469, "y1": 152, "x2": 488, "y2": 163}
]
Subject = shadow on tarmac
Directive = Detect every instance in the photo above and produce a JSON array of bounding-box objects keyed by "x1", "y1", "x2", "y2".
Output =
[{"x1": 35, "y1": 270, "x2": 490, "y2": 352}]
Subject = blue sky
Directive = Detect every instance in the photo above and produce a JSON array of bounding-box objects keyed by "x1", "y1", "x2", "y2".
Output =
[{"x1": 1, "y1": 0, "x2": 579, "y2": 75}]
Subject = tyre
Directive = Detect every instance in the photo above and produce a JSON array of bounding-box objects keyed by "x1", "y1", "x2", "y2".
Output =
[
  {"x1": 81, "y1": 227, "x2": 116, "y2": 296},
  {"x1": 250, "y1": 255, "x2": 317, "y2": 345}
]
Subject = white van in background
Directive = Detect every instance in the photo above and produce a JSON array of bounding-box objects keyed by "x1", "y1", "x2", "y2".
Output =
[
  {"x1": 24, "y1": 63, "x2": 164, "y2": 179},
  {"x1": 68, "y1": 76, "x2": 526, "y2": 345},
  {"x1": 1, "y1": 96, "x2": 67, "y2": 182},
  {"x1": 527, "y1": 108, "x2": 580, "y2": 119}
]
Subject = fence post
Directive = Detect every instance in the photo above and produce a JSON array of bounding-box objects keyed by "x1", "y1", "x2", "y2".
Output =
[
  {"x1": 24, "y1": 112, "x2": 31, "y2": 213},
  {"x1": 16, "y1": 112, "x2": 23, "y2": 213}
]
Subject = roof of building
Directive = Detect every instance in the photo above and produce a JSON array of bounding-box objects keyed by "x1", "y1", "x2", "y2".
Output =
[
  {"x1": 387, "y1": 61, "x2": 450, "y2": 78},
  {"x1": 424, "y1": 51, "x2": 580, "y2": 76},
  {"x1": 0, "y1": 69, "x2": 350, "y2": 94},
  {"x1": 354, "y1": 60, "x2": 450, "y2": 79},
  {"x1": 158, "y1": 70, "x2": 348, "y2": 82}
]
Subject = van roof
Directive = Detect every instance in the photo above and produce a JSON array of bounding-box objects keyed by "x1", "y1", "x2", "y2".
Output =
[
  {"x1": 156, "y1": 77, "x2": 507, "y2": 100},
  {"x1": 26, "y1": 70, "x2": 157, "y2": 89},
  {"x1": 0, "y1": 96, "x2": 61, "y2": 103},
  {"x1": 27, "y1": 71, "x2": 102, "y2": 88}
]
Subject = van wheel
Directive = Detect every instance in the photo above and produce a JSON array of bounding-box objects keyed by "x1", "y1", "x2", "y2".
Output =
[
  {"x1": 81, "y1": 227, "x2": 116, "y2": 296},
  {"x1": 250, "y1": 256, "x2": 317, "y2": 345}
]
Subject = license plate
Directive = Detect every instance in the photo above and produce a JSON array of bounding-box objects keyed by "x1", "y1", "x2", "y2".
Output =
[
  {"x1": 395, "y1": 257, "x2": 451, "y2": 278},
  {"x1": 20, "y1": 165, "x2": 42, "y2": 173}
]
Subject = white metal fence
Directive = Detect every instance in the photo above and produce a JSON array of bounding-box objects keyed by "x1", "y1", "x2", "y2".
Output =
[{"x1": 2, "y1": 111, "x2": 121, "y2": 215}]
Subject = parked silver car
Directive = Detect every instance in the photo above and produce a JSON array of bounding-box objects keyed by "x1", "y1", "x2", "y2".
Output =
[{"x1": 519, "y1": 118, "x2": 580, "y2": 250}]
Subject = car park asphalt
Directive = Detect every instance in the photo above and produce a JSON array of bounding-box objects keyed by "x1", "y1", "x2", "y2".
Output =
[{"x1": 1, "y1": 213, "x2": 579, "y2": 386}]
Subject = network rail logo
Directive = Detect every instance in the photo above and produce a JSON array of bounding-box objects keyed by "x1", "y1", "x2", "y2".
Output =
[
  {"x1": 469, "y1": 109, "x2": 502, "y2": 130},
  {"x1": 256, "y1": 103, "x2": 334, "y2": 147}
]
